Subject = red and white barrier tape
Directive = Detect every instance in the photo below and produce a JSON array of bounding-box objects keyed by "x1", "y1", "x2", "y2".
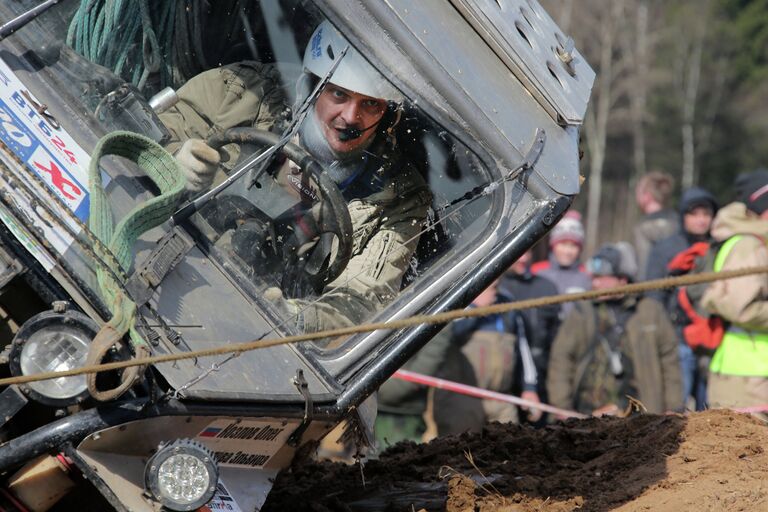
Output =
[
  {"x1": 393, "y1": 369, "x2": 587, "y2": 419},
  {"x1": 394, "y1": 369, "x2": 768, "y2": 419},
  {"x1": 734, "y1": 404, "x2": 768, "y2": 414}
]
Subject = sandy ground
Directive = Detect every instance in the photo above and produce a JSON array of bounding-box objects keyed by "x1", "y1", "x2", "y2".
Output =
[{"x1": 263, "y1": 409, "x2": 768, "y2": 511}]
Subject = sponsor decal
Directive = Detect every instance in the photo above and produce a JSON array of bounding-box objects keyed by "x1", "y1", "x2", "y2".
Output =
[
  {"x1": 198, "y1": 482, "x2": 242, "y2": 512},
  {"x1": 0, "y1": 100, "x2": 88, "y2": 219},
  {"x1": 287, "y1": 174, "x2": 319, "y2": 201},
  {"x1": 311, "y1": 27, "x2": 323, "y2": 59},
  {"x1": 199, "y1": 427, "x2": 223, "y2": 438},
  {"x1": 196, "y1": 419, "x2": 297, "y2": 468},
  {"x1": 212, "y1": 451, "x2": 271, "y2": 468},
  {"x1": 206, "y1": 422, "x2": 287, "y2": 442},
  {"x1": 0, "y1": 57, "x2": 91, "y2": 221}
]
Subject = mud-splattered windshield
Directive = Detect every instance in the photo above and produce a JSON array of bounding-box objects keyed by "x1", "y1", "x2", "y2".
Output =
[{"x1": 0, "y1": 0, "x2": 495, "y2": 338}]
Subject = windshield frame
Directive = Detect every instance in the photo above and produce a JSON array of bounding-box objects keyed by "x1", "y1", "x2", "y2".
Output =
[{"x1": 0, "y1": 0, "x2": 565, "y2": 400}]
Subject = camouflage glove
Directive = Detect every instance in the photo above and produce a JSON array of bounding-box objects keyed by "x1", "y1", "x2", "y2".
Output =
[{"x1": 175, "y1": 139, "x2": 220, "y2": 193}]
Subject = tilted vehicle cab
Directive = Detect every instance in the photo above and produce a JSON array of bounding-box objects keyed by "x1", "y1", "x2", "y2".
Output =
[{"x1": 0, "y1": 0, "x2": 593, "y2": 510}]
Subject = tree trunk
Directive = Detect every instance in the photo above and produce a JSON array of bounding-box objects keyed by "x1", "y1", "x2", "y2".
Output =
[
  {"x1": 584, "y1": 0, "x2": 624, "y2": 256},
  {"x1": 631, "y1": 2, "x2": 649, "y2": 179},
  {"x1": 680, "y1": 0, "x2": 710, "y2": 189},
  {"x1": 622, "y1": 0, "x2": 651, "y2": 239}
]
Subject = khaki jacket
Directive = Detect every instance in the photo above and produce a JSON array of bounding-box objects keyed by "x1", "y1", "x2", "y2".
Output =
[
  {"x1": 701, "y1": 202, "x2": 768, "y2": 329},
  {"x1": 160, "y1": 62, "x2": 432, "y2": 331},
  {"x1": 547, "y1": 297, "x2": 681, "y2": 414}
]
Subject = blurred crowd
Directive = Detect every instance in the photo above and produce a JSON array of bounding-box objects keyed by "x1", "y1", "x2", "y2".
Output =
[{"x1": 374, "y1": 168, "x2": 768, "y2": 449}]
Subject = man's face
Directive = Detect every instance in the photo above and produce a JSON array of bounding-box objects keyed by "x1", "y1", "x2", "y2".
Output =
[
  {"x1": 683, "y1": 206, "x2": 714, "y2": 236},
  {"x1": 509, "y1": 250, "x2": 532, "y2": 275},
  {"x1": 592, "y1": 274, "x2": 627, "y2": 300},
  {"x1": 472, "y1": 280, "x2": 499, "y2": 308},
  {"x1": 314, "y1": 84, "x2": 387, "y2": 154},
  {"x1": 552, "y1": 241, "x2": 581, "y2": 267}
]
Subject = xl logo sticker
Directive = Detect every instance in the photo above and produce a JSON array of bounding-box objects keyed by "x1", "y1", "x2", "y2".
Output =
[{"x1": 0, "y1": 101, "x2": 89, "y2": 219}]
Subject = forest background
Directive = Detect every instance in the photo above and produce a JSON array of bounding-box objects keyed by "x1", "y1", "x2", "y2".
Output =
[{"x1": 538, "y1": 0, "x2": 768, "y2": 256}]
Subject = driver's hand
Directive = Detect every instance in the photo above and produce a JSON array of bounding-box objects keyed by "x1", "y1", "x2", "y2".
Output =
[
  {"x1": 264, "y1": 287, "x2": 304, "y2": 329},
  {"x1": 176, "y1": 139, "x2": 220, "y2": 193}
]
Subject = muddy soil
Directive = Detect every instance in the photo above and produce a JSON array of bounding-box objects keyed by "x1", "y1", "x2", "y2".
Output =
[{"x1": 263, "y1": 410, "x2": 768, "y2": 511}]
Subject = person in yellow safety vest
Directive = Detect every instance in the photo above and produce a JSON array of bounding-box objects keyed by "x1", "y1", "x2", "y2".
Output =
[{"x1": 701, "y1": 169, "x2": 768, "y2": 420}]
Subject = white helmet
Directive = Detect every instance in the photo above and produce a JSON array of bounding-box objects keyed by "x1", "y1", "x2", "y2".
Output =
[{"x1": 303, "y1": 20, "x2": 404, "y2": 104}]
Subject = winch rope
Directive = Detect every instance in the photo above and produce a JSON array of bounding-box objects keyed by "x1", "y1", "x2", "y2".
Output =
[
  {"x1": 0, "y1": 264, "x2": 765, "y2": 388},
  {"x1": 86, "y1": 130, "x2": 185, "y2": 400}
]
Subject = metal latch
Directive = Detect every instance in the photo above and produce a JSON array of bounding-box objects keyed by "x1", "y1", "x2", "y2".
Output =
[
  {"x1": 505, "y1": 127, "x2": 546, "y2": 182},
  {"x1": 287, "y1": 369, "x2": 313, "y2": 447}
]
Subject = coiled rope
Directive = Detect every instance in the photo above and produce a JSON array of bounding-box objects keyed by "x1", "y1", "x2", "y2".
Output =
[{"x1": 66, "y1": 0, "x2": 249, "y2": 93}]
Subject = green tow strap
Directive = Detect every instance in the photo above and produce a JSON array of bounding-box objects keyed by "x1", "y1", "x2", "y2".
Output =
[{"x1": 87, "y1": 130, "x2": 185, "y2": 400}]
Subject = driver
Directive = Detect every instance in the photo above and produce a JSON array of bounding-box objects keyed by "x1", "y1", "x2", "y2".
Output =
[{"x1": 160, "y1": 21, "x2": 432, "y2": 333}]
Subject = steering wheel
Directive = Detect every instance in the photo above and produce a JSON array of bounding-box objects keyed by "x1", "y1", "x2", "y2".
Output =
[{"x1": 206, "y1": 127, "x2": 353, "y2": 296}]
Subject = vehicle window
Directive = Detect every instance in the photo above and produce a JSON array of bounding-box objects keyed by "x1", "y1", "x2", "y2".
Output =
[{"x1": 1, "y1": 0, "x2": 496, "y2": 341}]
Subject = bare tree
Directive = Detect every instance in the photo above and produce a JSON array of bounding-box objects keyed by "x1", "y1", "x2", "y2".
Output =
[
  {"x1": 674, "y1": 0, "x2": 712, "y2": 189},
  {"x1": 696, "y1": 55, "x2": 728, "y2": 163},
  {"x1": 626, "y1": 0, "x2": 650, "y2": 179},
  {"x1": 617, "y1": 0, "x2": 652, "y2": 238},
  {"x1": 582, "y1": 0, "x2": 626, "y2": 256}
]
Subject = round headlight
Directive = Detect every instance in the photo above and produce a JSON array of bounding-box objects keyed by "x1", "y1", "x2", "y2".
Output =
[
  {"x1": 145, "y1": 439, "x2": 219, "y2": 511},
  {"x1": 9, "y1": 308, "x2": 99, "y2": 407}
]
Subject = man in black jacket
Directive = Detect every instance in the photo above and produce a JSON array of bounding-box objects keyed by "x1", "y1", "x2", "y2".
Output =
[
  {"x1": 645, "y1": 187, "x2": 718, "y2": 411},
  {"x1": 499, "y1": 249, "x2": 561, "y2": 424}
]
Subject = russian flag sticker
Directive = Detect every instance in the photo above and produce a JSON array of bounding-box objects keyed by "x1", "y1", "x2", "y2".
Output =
[{"x1": 199, "y1": 427, "x2": 222, "y2": 438}]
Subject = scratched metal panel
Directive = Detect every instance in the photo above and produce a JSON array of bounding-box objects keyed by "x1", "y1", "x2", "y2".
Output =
[
  {"x1": 325, "y1": 0, "x2": 587, "y2": 194},
  {"x1": 450, "y1": 0, "x2": 595, "y2": 125}
]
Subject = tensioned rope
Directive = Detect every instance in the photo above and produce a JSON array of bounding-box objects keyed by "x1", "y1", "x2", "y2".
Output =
[{"x1": 0, "y1": 264, "x2": 765, "y2": 388}]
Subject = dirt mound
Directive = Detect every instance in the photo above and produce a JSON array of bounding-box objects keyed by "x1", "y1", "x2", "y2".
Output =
[{"x1": 263, "y1": 410, "x2": 768, "y2": 511}]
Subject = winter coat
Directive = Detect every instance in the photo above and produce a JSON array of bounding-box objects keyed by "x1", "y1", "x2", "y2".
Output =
[
  {"x1": 530, "y1": 255, "x2": 591, "y2": 316},
  {"x1": 451, "y1": 300, "x2": 538, "y2": 394},
  {"x1": 378, "y1": 327, "x2": 452, "y2": 416},
  {"x1": 498, "y1": 270, "x2": 561, "y2": 382},
  {"x1": 432, "y1": 302, "x2": 537, "y2": 429},
  {"x1": 645, "y1": 187, "x2": 718, "y2": 304},
  {"x1": 634, "y1": 209, "x2": 677, "y2": 281},
  {"x1": 701, "y1": 202, "x2": 768, "y2": 331},
  {"x1": 547, "y1": 296, "x2": 682, "y2": 414},
  {"x1": 160, "y1": 62, "x2": 432, "y2": 331}
]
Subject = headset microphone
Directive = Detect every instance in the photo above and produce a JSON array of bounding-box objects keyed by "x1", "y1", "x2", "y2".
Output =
[
  {"x1": 337, "y1": 127, "x2": 362, "y2": 141},
  {"x1": 336, "y1": 120, "x2": 382, "y2": 142}
]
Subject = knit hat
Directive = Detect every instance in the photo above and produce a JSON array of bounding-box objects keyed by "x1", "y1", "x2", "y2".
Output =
[
  {"x1": 679, "y1": 187, "x2": 718, "y2": 215},
  {"x1": 549, "y1": 210, "x2": 585, "y2": 247},
  {"x1": 736, "y1": 169, "x2": 768, "y2": 215},
  {"x1": 587, "y1": 242, "x2": 638, "y2": 282}
]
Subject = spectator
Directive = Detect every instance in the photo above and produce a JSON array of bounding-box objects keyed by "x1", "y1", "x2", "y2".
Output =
[
  {"x1": 499, "y1": 249, "x2": 561, "y2": 424},
  {"x1": 634, "y1": 171, "x2": 677, "y2": 281},
  {"x1": 701, "y1": 169, "x2": 768, "y2": 420},
  {"x1": 375, "y1": 327, "x2": 452, "y2": 448},
  {"x1": 645, "y1": 187, "x2": 718, "y2": 411},
  {"x1": 548, "y1": 242, "x2": 682, "y2": 417},
  {"x1": 434, "y1": 281, "x2": 541, "y2": 434},
  {"x1": 531, "y1": 210, "x2": 591, "y2": 316}
]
